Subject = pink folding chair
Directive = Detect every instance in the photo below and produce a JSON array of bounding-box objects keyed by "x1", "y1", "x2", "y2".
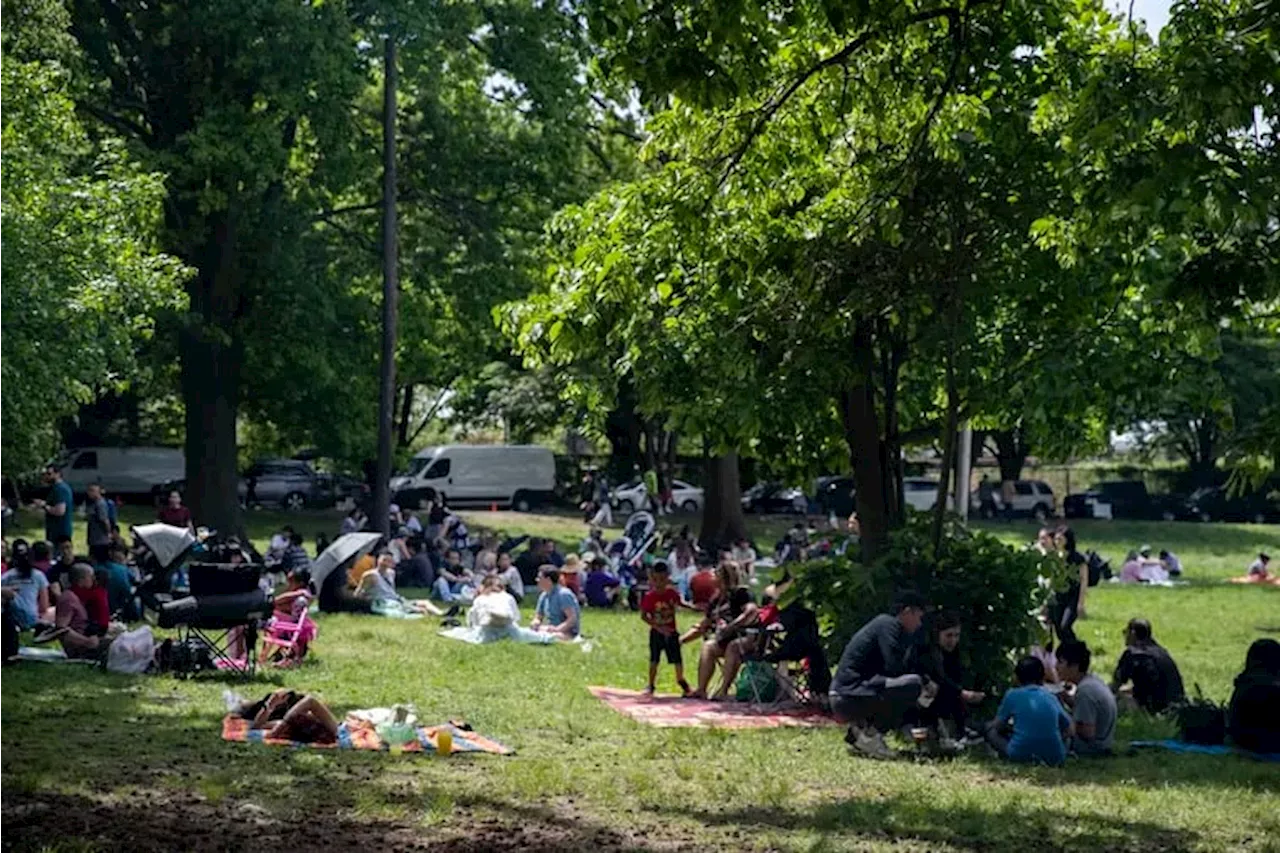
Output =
[{"x1": 259, "y1": 611, "x2": 316, "y2": 667}]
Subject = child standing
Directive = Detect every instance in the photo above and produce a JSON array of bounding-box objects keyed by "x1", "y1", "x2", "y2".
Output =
[{"x1": 640, "y1": 562, "x2": 692, "y2": 697}]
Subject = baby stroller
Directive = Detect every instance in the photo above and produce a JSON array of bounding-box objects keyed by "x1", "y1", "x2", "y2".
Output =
[
  {"x1": 132, "y1": 523, "x2": 198, "y2": 622},
  {"x1": 612, "y1": 512, "x2": 660, "y2": 610},
  {"x1": 158, "y1": 560, "x2": 270, "y2": 678}
]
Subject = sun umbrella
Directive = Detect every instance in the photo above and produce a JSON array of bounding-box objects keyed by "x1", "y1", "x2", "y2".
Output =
[
  {"x1": 310, "y1": 532, "x2": 382, "y2": 591},
  {"x1": 131, "y1": 523, "x2": 198, "y2": 571}
]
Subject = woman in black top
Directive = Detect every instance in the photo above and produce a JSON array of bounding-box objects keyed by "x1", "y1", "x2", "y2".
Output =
[
  {"x1": 1229, "y1": 639, "x2": 1280, "y2": 754},
  {"x1": 680, "y1": 560, "x2": 757, "y2": 700},
  {"x1": 1048, "y1": 526, "x2": 1088, "y2": 644}
]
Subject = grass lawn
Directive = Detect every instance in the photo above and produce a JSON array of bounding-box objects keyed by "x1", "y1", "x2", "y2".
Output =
[{"x1": 3, "y1": 508, "x2": 1278, "y2": 851}]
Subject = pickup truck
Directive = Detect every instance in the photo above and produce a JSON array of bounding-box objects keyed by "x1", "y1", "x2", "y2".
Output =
[{"x1": 1062, "y1": 480, "x2": 1184, "y2": 521}]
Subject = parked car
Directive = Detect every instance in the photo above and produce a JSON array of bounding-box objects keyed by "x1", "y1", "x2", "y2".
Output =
[
  {"x1": 611, "y1": 479, "x2": 704, "y2": 514},
  {"x1": 903, "y1": 478, "x2": 944, "y2": 512},
  {"x1": 391, "y1": 444, "x2": 556, "y2": 512},
  {"x1": 52, "y1": 446, "x2": 184, "y2": 501},
  {"x1": 975, "y1": 479, "x2": 1056, "y2": 521},
  {"x1": 1184, "y1": 485, "x2": 1280, "y2": 524},
  {"x1": 1062, "y1": 480, "x2": 1184, "y2": 521},
  {"x1": 741, "y1": 482, "x2": 809, "y2": 515},
  {"x1": 161, "y1": 458, "x2": 361, "y2": 512},
  {"x1": 814, "y1": 476, "x2": 856, "y2": 517}
]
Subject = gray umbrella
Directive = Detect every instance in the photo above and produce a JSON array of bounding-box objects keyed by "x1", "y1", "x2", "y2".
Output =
[
  {"x1": 131, "y1": 523, "x2": 198, "y2": 571},
  {"x1": 310, "y1": 532, "x2": 382, "y2": 591}
]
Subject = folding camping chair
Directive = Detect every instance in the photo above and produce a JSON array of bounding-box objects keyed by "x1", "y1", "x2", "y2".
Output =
[
  {"x1": 158, "y1": 562, "x2": 270, "y2": 679},
  {"x1": 736, "y1": 624, "x2": 816, "y2": 707}
]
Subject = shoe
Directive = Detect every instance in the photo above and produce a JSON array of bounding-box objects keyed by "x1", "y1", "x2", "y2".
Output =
[
  {"x1": 643, "y1": 685, "x2": 656, "y2": 697},
  {"x1": 679, "y1": 680, "x2": 693, "y2": 698},
  {"x1": 849, "y1": 728, "x2": 896, "y2": 760},
  {"x1": 937, "y1": 737, "x2": 964, "y2": 755},
  {"x1": 444, "y1": 604, "x2": 460, "y2": 618}
]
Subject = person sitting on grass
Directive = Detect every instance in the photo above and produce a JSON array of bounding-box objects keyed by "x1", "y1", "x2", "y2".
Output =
[
  {"x1": 985, "y1": 656, "x2": 1072, "y2": 766},
  {"x1": 909, "y1": 611, "x2": 986, "y2": 745},
  {"x1": 2, "y1": 540, "x2": 49, "y2": 631},
  {"x1": 1228, "y1": 639, "x2": 1280, "y2": 755},
  {"x1": 560, "y1": 553, "x2": 585, "y2": 603},
  {"x1": 1158, "y1": 549, "x2": 1182, "y2": 578},
  {"x1": 1110, "y1": 618, "x2": 1185, "y2": 714},
  {"x1": 1056, "y1": 640, "x2": 1116, "y2": 756},
  {"x1": 357, "y1": 552, "x2": 449, "y2": 617},
  {"x1": 584, "y1": 556, "x2": 622, "y2": 608},
  {"x1": 97, "y1": 542, "x2": 136, "y2": 621},
  {"x1": 432, "y1": 548, "x2": 475, "y2": 604},
  {"x1": 456, "y1": 574, "x2": 558, "y2": 645},
  {"x1": 531, "y1": 566, "x2": 580, "y2": 641},
  {"x1": 680, "y1": 560, "x2": 758, "y2": 700},
  {"x1": 829, "y1": 592, "x2": 927, "y2": 760},
  {"x1": 496, "y1": 551, "x2": 524, "y2": 603},
  {"x1": 243, "y1": 690, "x2": 340, "y2": 745},
  {"x1": 640, "y1": 562, "x2": 693, "y2": 697},
  {"x1": 44, "y1": 564, "x2": 112, "y2": 660}
]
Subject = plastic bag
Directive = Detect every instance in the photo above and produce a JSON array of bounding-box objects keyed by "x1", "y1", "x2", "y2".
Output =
[{"x1": 107, "y1": 625, "x2": 155, "y2": 674}]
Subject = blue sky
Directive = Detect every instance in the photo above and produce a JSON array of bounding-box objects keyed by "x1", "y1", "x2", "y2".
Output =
[{"x1": 1114, "y1": 0, "x2": 1173, "y2": 35}]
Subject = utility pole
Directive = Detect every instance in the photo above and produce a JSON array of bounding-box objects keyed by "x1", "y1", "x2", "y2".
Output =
[
  {"x1": 956, "y1": 424, "x2": 973, "y2": 521},
  {"x1": 373, "y1": 30, "x2": 398, "y2": 538}
]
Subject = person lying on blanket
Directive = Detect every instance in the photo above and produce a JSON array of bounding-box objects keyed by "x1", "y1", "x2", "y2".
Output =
[
  {"x1": 240, "y1": 690, "x2": 340, "y2": 745},
  {"x1": 356, "y1": 552, "x2": 449, "y2": 617}
]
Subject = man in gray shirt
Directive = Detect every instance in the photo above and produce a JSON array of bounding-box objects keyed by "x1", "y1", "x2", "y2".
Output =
[
  {"x1": 1057, "y1": 640, "x2": 1116, "y2": 756},
  {"x1": 84, "y1": 483, "x2": 113, "y2": 563}
]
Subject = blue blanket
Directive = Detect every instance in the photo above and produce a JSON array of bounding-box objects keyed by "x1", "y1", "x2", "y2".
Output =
[{"x1": 1130, "y1": 739, "x2": 1280, "y2": 762}]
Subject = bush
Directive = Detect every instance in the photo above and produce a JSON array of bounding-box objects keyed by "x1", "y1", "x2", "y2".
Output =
[{"x1": 782, "y1": 514, "x2": 1064, "y2": 694}]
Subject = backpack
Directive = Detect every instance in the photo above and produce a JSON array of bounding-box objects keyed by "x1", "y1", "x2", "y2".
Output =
[
  {"x1": 735, "y1": 660, "x2": 778, "y2": 703},
  {"x1": 1085, "y1": 550, "x2": 1111, "y2": 587},
  {"x1": 1176, "y1": 685, "x2": 1226, "y2": 745}
]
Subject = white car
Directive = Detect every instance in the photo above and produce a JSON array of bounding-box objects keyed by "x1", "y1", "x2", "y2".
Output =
[
  {"x1": 903, "y1": 478, "x2": 945, "y2": 512},
  {"x1": 612, "y1": 479, "x2": 704, "y2": 514}
]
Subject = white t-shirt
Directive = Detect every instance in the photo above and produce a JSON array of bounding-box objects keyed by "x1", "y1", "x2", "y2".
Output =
[
  {"x1": 499, "y1": 566, "x2": 525, "y2": 599},
  {"x1": 468, "y1": 590, "x2": 520, "y2": 629}
]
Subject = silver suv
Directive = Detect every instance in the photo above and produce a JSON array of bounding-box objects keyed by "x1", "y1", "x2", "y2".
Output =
[{"x1": 975, "y1": 479, "x2": 1055, "y2": 521}]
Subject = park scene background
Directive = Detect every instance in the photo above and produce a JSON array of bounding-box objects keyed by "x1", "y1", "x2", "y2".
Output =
[{"x1": 3, "y1": 0, "x2": 1280, "y2": 850}]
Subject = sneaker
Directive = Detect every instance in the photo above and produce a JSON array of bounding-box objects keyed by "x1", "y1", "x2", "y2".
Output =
[
  {"x1": 444, "y1": 604, "x2": 461, "y2": 618},
  {"x1": 643, "y1": 685, "x2": 656, "y2": 697},
  {"x1": 678, "y1": 680, "x2": 693, "y2": 698},
  {"x1": 849, "y1": 728, "x2": 896, "y2": 760}
]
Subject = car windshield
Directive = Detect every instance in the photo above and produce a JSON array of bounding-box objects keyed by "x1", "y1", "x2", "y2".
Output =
[{"x1": 404, "y1": 455, "x2": 436, "y2": 477}]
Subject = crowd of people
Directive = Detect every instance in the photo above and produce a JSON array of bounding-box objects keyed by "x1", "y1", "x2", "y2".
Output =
[{"x1": 4, "y1": 466, "x2": 1277, "y2": 764}]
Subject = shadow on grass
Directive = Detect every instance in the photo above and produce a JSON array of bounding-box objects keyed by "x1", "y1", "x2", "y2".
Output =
[
  {"x1": 0, "y1": 666, "x2": 680, "y2": 853},
  {"x1": 661, "y1": 795, "x2": 1199, "y2": 853}
]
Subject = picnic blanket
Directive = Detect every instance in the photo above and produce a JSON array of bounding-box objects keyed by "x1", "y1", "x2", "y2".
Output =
[
  {"x1": 221, "y1": 714, "x2": 513, "y2": 755},
  {"x1": 1130, "y1": 739, "x2": 1280, "y2": 762},
  {"x1": 589, "y1": 686, "x2": 836, "y2": 729},
  {"x1": 8, "y1": 646, "x2": 96, "y2": 664}
]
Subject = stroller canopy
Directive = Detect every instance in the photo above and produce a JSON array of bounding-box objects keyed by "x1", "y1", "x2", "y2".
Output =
[
  {"x1": 132, "y1": 523, "x2": 197, "y2": 572},
  {"x1": 310, "y1": 532, "x2": 382, "y2": 591}
]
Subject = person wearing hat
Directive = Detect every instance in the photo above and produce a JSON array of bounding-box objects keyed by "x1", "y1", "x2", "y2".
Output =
[
  {"x1": 560, "y1": 553, "x2": 585, "y2": 603},
  {"x1": 1111, "y1": 618, "x2": 1185, "y2": 713},
  {"x1": 829, "y1": 591, "x2": 928, "y2": 759}
]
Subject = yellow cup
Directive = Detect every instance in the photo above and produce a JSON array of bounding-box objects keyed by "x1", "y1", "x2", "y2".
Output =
[{"x1": 436, "y1": 730, "x2": 453, "y2": 756}]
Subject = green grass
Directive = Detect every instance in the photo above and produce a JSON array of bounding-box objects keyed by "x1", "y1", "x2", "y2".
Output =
[{"x1": 4, "y1": 508, "x2": 1279, "y2": 851}]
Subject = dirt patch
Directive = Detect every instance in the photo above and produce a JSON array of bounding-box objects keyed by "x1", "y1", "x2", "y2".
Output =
[{"x1": 2, "y1": 791, "x2": 692, "y2": 853}]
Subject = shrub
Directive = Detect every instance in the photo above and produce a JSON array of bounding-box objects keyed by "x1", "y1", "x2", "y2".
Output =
[{"x1": 782, "y1": 514, "x2": 1064, "y2": 693}]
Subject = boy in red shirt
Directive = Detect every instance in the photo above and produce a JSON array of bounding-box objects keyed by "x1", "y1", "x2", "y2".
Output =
[{"x1": 641, "y1": 562, "x2": 693, "y2": 697}]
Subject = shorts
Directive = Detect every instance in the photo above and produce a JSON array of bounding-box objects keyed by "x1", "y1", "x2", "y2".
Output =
[{"x1": 649, "y1": 629, "x2": 682, "y2": 665}]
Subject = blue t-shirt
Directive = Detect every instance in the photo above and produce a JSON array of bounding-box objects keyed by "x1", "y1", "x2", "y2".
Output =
[
  {"x1": 100, "y1": 561, "x2": 133, "y2": 615},
  {"x1": 996, "y1": 685, "x2": 1071, "y2": 766},
  {"x1": 2, "y1": 569, "x2": 49, "y2": 628},
  {"x1": 535, "y1": 585, "x2": 580, "y2": 635},
  {"x1": 45, "y1": 481, "x2": 74, "y2": 543}
]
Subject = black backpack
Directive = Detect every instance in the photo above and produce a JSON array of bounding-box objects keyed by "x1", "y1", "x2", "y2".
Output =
[
  {"x1": 1176, "y1": 685, "x2": 1227, "y2": 745},
  {"x1": 1086, "y1": 550, "x2": 1111, "y2": 587}
]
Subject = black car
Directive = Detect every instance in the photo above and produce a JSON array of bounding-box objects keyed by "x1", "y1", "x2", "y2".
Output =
[
  {"x1": 814, "y1": 476, "x2": 856, "y2": 517},
  {"x1": 1062, "y1": 480, "x2": 1184, "y2": 521},
  {"x1": 741, "y1": 482, "x2": 809, "y2": 514},
  {"x1": 1185, "y1": 485, "x2": 1280, "y2": 524}
]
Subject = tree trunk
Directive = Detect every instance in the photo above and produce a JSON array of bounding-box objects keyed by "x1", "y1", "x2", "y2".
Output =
[
  {"x1": 842, "y1": 323, "x2": 889, "y2": 563},
  {"x1": 372, "y1": 33, "x2": 399, "y2": 538},
  {"x1": 181, "y1": 213, "x2": 243, "y2": 536},
  {"x1": 699, "y1": 451, "x2": 747, "y2": 549},
  {"x1": 991, "y1": 428, "x2": 1028, "y2": 482},
  {"x1": 397, "y1": 383, "x2": 415, "y2": 448},
  {"x1": 930, "y1": 356, "x2": 959, "y2": 558}
]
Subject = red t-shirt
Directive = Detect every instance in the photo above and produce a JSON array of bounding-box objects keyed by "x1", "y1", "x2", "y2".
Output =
[
  {"x1": 157, "y1": 505, "x2": 192, "y2": 527},
  {"x1": 72, "y1": 585, "x2": 110, "y2": 628},
  {"x1": 640, "y1": 586, "x2": 681, "y2": 635},
  {"x1": 688, "y1": 570, "x2": 719, "y2": 610}
]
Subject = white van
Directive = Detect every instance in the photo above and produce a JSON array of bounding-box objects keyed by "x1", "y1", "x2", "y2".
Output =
[
  {"x1": 390, "y1": 445, "x2": 555, "y2": 512},
  {"x1": 55, "y1": 446, "x2": 185, "y2": 499}
]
